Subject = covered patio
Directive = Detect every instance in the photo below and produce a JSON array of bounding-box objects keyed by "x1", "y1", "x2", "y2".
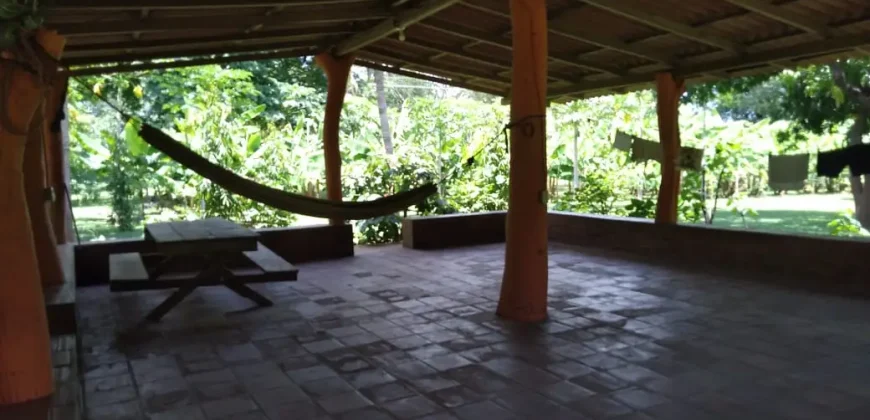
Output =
[
  {"x1": 2, "y1": 0, "x2": 870, "y2": 418},
  {"x1": 78, "y1": 243, "x2": 870, "y2": 419}
]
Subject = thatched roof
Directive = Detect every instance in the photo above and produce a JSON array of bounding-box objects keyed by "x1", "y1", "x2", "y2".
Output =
[{"x1": 50, "y1": 0, "x2": 870, "y2": 99}]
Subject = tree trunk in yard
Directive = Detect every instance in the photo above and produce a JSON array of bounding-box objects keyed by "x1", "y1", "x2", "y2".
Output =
[
  {"x1": 846, "y1": 113, "x2": 870, "y2": 228},
  {"x1": 572, "y1": 122, "x2": 579, "y2": 190},
  {"x1": 374, "y1": 70, "x2": 393, "y2": 155},
  {"x1": 830, "y1": 62, "x2": 870, "y2": 229}
]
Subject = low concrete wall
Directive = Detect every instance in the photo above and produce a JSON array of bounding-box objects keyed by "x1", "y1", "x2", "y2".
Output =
[
  {"x1": 75, "y1": 224, "x2": 354, "y2": 287},
  {"x1": 403, "y1": 211, "x2": 870, "y2": 295},
  {"x1": 402, "y1": 212, "x2": 506, "y2": 250}
]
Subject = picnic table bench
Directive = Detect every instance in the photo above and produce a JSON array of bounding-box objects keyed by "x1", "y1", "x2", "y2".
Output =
[{"x1": 108, "y1": 218, "x2": 297, "y2": 321}]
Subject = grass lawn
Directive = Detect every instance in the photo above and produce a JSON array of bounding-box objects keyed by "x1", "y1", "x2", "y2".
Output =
[
  {"x1": 72, "y1": 193, "x2": 856, "y2": 243},
  {"x1": 71, "y1": 204, "x2": 329, "y2": 242},
  {"x1": 700, "y1": 193, "x2": 855, "y2": 236}
]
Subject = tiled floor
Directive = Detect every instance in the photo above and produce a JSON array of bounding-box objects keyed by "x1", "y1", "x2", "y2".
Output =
[{"x1": 78, "y1": 243, "x2": 870, "y2": 419}]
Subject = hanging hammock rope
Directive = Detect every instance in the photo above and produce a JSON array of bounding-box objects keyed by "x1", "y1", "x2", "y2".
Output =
[{"x1": 70, "y1": 78, "x2": 452, "y2": 220}]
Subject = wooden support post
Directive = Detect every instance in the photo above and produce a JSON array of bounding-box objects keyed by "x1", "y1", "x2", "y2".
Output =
[
  {"x1": 315, "y1": 53, "x2": 354, "y2": 225},
  {"x1": 44, "y1": 77, "x2": 71, "y2": 244},
  {"x1": 0, "y1": 29, "x2": 65, "y2": 405},
  {"x1": 654, "y1": 72, "x2": 685, "y2": 224},
  {"x1": 497, "y1": 0, "x2": 549, "y2": 322},
  {"x1": 23, "y1": 75, "x2": 67, "y2": 285}
]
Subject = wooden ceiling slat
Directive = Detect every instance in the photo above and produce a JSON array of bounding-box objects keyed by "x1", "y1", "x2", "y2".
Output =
[
  {"x1": 461, "y1": 1, "x2": 672, "y2": 65},
  {"x1": 355, "y1": 59, "x2": 505, "y2": 96},
  {"x1": 52, "y1": 8, "x2": 386, "y2": 36},
  {"x1": 363, "y1": 47, "x2": 510, "y2": 85},
  {"x1": 333, "y1": 0, "x2": 462, "y2": 55},
  {"x1": 551, "y1": 31, "x2": 870, "y2": 98},
  {"x1": 578, "y1": 0, "x2": 746, "y2": 54},
  {"x1": 420, "y1": 20, "x2": 625, "y2": 76},
  {"x1": 724, "y1": 0, "x2": 832, "y2": 37},
  {"x1": 387, "y1": 37, "x2": 586, "y2": 84}
]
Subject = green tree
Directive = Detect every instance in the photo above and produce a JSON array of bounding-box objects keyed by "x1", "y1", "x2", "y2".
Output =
[{"x1": 689, "y1": 59, "x2": 870, "y2": 227}]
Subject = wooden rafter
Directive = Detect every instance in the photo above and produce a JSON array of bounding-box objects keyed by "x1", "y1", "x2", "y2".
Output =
[
  {"x1": 579, "y1": 0, "x2": 746, "y2": 54},
  {"x1": 333, "y1": 0, "x2": 462, "y2": 55},
  {"x1": 550, "y1": 31, "x2": 870, "y2": 98},
  {"x1": 390, "y1": 37, "x2": 584, "y2": 84},
  {"x1": 54, "y1": 9, "x2": 386, "y2": 36},
  {"x1": 723, "y1": 0, "x2": 832, "y2": 37},
  {"x1": 65, "y1": 49, "x2": 313, "y2": 76},
  {"x1": 355, "y1": 59, "x2": 506, "y2": 96},
  {"x1": 362, "y1": 47, "x2": 510, "y2": 85},
  {"x1": 419, "y1": 20, "x2": 625, "y2": 76}
]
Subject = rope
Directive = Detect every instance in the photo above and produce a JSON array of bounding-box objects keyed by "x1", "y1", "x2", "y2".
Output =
[{"x1": 436, "y1": 114, "x2": 547, "y2": 185}]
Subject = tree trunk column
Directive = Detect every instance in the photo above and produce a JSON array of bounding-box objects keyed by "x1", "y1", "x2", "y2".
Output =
[
  {"x1": 315, "y1": 53, "x2": 355, "y2": 226},
  {"x1": 654, "y1": 73, "x2": 685, "y2": 224},
  {"x1": 497, "y1": 0, "x2": 549, "y2": 322},
  {"x1": 0, "y1": 29, "x2": 65, "y2": 405}
]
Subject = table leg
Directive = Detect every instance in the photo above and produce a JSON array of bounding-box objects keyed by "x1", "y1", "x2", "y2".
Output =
[
  {"x1": 145, "y1": 261, "x2": 217, "y2": 322},
  {"x1": 146, "y1": 284, "x2": 197, "y2": 322},
  {"x1": 225, "y1": 281, "x2": 273, "y2": 307}
]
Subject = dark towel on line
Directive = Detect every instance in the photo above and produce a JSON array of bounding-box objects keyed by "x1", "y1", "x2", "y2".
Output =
[{"x1": 817, "y1": 144, "x2": 870, "y2": 177}]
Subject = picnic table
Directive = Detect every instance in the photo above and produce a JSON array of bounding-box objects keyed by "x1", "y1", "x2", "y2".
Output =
[{"x1": 109, "y1": 218, "x2": 297, "y2": 322}]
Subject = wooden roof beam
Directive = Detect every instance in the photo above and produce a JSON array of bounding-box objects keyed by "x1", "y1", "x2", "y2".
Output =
[
  {"x1": 578, "y1": 0, "x2": 746, "y2": 54},
  {"x1": 63, "y1": 40, "x2": 321, "y2": 66},
  {"x1": 459, "y1": 1, "x2": 673, "y2": 66},
  {"x1": 361, "y1": 47, "x2": 510, "y2": 85},
  {"x1": 65, "y1": 49, "x2": 313, "y2": 77},
  {"x1": 54, "y1": 9, "x2": 385, "y2": 36},
  {"x1": 65, "y1": 28, "x2": 352, "y2": 56},
  {"x1": 48, "y1": 0, "x2": 372, "y2": 11},
  {"x1": 418, "y1": 20, "x2": 625, "y2": 76},
  {"x1": 333, "y1": 0, "x2": 462, "y2": 56},
  {"x1": 723, "y1": 0, "x2": 832, "y2": 37},
  {"x1": 393, "y1": 37, "x2": 584, "y2": 84},
  {"x1": 550, "y1": 32, "x2": 870, "y2": 99},
  {"x1": 355, "y1": 59, "x2": 506, "y2": 96}
]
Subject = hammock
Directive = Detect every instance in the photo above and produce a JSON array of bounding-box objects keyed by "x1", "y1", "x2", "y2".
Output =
[{"x1": 137, "y1": 123, "x2": 438, "y2": 220}]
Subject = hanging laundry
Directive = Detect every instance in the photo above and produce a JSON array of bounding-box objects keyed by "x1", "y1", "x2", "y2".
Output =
[
  {"x1": 817, "y1": 144, "x2": 870, "y2": 177},
  {"x1": 631, "y1": 137, "x2": 703, "y2": 171},
  {"x1": 612, "y1": 130, "x2": 633, "y2": 151},
  {"x1": 768, "y1": 153, "x2": 809, "y2": 191},
  {"x1": 630, "y1": 138, "x2": 662, "y2": 164},
  {"x1": 678, "y1": 147, "x2": 704, "y2": 171}
]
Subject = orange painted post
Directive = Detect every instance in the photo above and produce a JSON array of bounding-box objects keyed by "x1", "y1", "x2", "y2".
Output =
[
  {"x1": 654, "y1": 73, "x2": 685, "y2": 224},
  {"x1": 23, "y1": 78, "x2": 64, "y2": 286},
  {"x1": 315, "y1": 53, "x2": 355, "y2": 226},
  {"x1": 497, "y1": 0, "x2": 549, "y2": 322},
  {"x1": 0, "y1": 29, "x2": 65, "y2": 405}
]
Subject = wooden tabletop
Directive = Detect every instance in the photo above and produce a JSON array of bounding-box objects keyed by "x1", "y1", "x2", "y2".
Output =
[{"x1": 145, "y1": 218, "x2": 259, "y2": 255}]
